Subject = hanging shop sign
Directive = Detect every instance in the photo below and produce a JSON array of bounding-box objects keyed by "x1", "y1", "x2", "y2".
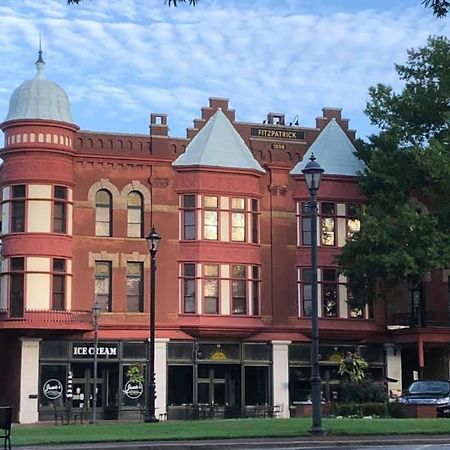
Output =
[
  {"x1": 43, "y1": 379, "x2": 63, "y2": 400},
  {"x1": 72, "y1": 342, "x2": 118, "y2": 359},
  {"x1": 123, "y1": 380, "x2": 144, "y2": 400}
]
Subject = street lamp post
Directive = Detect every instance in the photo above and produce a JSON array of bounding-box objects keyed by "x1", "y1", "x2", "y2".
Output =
[
  {"x1": 145, "y1": 226, "x2": 161, "y2": 423},
  {"x1": 91, "y1": 301, "x2": 101, "y2": 424},
  {"x1": 302, "y1": 154, "x2": 325, "y2": 435}
]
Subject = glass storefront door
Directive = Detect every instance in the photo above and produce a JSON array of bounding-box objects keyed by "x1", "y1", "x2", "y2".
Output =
[
  {"x1": 197, "y1": 364, "x2": 240, "y2": 406},
  {"x1": 71, "y1": 362, "x2": 119, "y2": 418}
]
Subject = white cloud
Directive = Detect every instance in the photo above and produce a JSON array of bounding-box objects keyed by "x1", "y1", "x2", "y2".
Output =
[{"x1": 0, "y1": 0, "x2": 448, "y2": 138}]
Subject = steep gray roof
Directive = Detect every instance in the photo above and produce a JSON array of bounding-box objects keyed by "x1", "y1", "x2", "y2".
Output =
[
  {"x1": 291, "y1": 119, "x2": 365, "y2": 177},
  {"x1": 173, "y1": 109, "x2": 265, "y2": 173},
  {"x1": 5, "y1": 52, "x2": 74, "y2": 124}
]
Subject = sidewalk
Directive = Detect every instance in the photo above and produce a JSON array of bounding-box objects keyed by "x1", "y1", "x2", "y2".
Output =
[{"x1": 16, "y1": 434, "x2": 450, "y2": 450}]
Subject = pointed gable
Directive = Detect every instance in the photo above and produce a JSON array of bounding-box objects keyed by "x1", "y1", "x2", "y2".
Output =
[
  {"x1": 173, "y1": 109, "x2": 265, "y2": 173},
  {"x1": 291, "y1": 119, "x2": 365, "y2": 177}
]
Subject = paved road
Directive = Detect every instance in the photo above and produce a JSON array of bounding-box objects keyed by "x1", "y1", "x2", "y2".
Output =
[{"x1": 263, "y1": 446, "x2": 450, "y2": 450}]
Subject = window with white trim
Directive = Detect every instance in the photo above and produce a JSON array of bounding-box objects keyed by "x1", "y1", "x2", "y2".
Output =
[
  {"x1": 321, "y1": 202, "x2": 335, "y2": 246},
  {"x1": 204, "y1": 264, "x2": 219, "y2": 313},
  {"x1": 182, "y1": 263, "x2": 196, "y2": 313},
  {"x1": 231, "y1": 198, "x2": 245, "y2": 242},
  {"x1": 127, "y1": 191, "x2": 143, "y2": 238},
  {"x1": 95, "y1": 261, "x2": 112, "y2": 311},
  {"x1": 95, "y1": 190, "x2": 112, "y2": 237},
  {"x1": 204, "y1": 196, "x2": 218, "y2": 240},
  {"x1": 182, "y1": 195, "x2": 196, "y2": 240}
]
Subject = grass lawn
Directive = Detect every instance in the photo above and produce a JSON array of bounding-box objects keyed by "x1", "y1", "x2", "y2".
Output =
[{"x1": 10, "y1": 418, "x2": 450, "y2": 447}]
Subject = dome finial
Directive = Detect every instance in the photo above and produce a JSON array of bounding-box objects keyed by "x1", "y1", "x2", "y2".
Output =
[{"x1": 35, "y1": 32, "x2": 45, "y2": 79}]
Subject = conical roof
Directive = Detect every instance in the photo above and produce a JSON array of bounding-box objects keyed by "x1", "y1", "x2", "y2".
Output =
[
  {"x1": 5, "y1": 51, "x2": 74, "y2": 124},
  {"x1": 173, "y1": 109, "x2": 264, "y2": 173},
  {"x1": 291, "y1": 119, "x2": 365, "y2": 176}
]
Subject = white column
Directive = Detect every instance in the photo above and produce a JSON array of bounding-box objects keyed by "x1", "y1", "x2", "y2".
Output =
[
  {"x1": 155, "y1": 338, "x2": 169, "y2": 418},
  {"x1": 385, "y1": 343, "x2": 402, "y2": 396},
  {"x1": 271, "y1": 340, "x2": 291, "y2": 418},
  {"x1": 19, "y1": 338, "x2": 41, "y2": 423}
]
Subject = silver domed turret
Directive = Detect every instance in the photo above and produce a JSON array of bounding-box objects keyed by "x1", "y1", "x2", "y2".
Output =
[{"x1": 5, "y1": 49, "x2": 74, "y2": 124}]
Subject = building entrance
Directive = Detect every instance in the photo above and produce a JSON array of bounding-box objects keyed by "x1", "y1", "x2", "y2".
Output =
[
  {"x1": 197, "y1": 364, "x2": 240, "y2": 406},
  {"x1": 71, "y1": 362, "x2": 119, "y2": 418}
]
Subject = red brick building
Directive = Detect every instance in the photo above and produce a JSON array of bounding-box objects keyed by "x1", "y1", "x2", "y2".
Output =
[{"x1": 1, "y1": 53, "x2": 449, "y2": 423}]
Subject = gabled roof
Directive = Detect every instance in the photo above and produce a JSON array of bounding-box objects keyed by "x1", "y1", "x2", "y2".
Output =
[
  {"x1": 172, "y1": 109, "x2": 265, "y2": 173},
  {"x1": 290, "y1": 119, "x2": 365, "y2": 177}
]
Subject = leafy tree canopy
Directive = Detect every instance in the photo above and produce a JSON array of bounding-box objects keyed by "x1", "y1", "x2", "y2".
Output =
[
  {"x1": 338, "y1": 36, "x2": 450, "y2": 307},
  {"x1": 422, "y1": 0, "x2": 450, "y2": 17}
]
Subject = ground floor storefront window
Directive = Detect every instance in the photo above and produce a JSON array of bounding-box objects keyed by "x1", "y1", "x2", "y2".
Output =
[
  {"x1": 166, "y1": 341, "x2": 272, "y2": 420},
  {"x1": 38, "y1": 339, "x2": 274, "y2": 421},
  {"x1": 38, "y1": 340, "x2": 146, "y2": 421},
  {"x1": 289, "y1": 343, "x2": 386, "y2": 405}
]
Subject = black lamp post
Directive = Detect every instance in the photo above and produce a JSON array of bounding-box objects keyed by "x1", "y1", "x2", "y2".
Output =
[
  {"x1": 145, "y1": 226, "x2": 161, "y2": 423},
  {"x1": 91, "y1": 301, "x2": 101, "y2": 424},
  {"x1": 302, "y1": 154, "x2": 325, "y2": 435}
]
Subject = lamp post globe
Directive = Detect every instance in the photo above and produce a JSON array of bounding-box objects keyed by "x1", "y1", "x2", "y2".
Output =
[
  {"x1": 302, "y1": 154, "x2": 325, "y2": 435},
  {"x1": 145, "y1": 226, "x2": 161, "y2": 423}
]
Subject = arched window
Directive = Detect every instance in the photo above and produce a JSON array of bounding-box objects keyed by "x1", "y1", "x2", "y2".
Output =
[
  {"x1": 95, "y1": 190, "x2": 112, "y2": 236},
  {"x1": 127, "y1": 191, "x2": 143, "y2": 237}
]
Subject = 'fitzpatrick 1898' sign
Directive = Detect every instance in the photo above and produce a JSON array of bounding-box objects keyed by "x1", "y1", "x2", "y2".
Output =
[
  {"x1": 250, "y1": 127, "x2": 305, "y2": 141},
  {"x1": 72, "y1": 342, "x2": 118, "y2": 359}
]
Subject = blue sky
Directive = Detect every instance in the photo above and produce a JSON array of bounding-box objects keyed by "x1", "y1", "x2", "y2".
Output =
[{"x1": 0, "y1": 0, "x2": 448, "y2": 140}]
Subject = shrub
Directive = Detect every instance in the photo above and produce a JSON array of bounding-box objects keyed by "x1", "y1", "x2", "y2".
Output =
[
  {"x1": 341, "y1": 380, "x2": 388, "y2": 403},
  {"x1": 335, "y1": 403, "x2": 361, "y2": 417},
  {"x1": 335, "y1": 402, "x2": 388, "y2": 417},
  {"x1": 360, "y1": 402, "x2": 388, "y2": 417}
]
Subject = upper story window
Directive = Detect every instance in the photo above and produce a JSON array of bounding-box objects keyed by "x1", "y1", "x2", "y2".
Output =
[
  {"x1": 348, "y1": 288, "x2": 363, "y2": 318},
  {"x1": 204, "y1": 196, "x2": 218, "y2": 240},
  {"x1": 301, "y1": 202, "x2": 311, "y2": 246},
  {"x1": 252, "y1": 265, "x2": 261, "y2": 316},
  {"x1": 182, "y1": 263, "x2": 196, "y2": 313},
  {"x1": 179, "y1": 195, "x2": 259, "y2": 244},
  {"x1": 298, "y1": 268, "x2": 366, "y2": 319},
  {"x1": 204, "y1": 264, "x2": 219, "y2": 314},
  {"x1": 95, "y1": 261, "x2": 112, "y2": 311},
  {"x1": 10, "y1": 257, "x2": 24, "y2": 318},
  {"x1": 127, "y1": 262, "x2": 143, "y2": 312},
  {"x1": 95, "y1": 190, "x2": 112, "y2": 237},
  {"x1": 321, "y1": 202, "x2": 335, "y2": 246},
  {"x1": 231, "y1": 198, "x2": 245, "y2": 242},
  {"x1": 300, "y1": 268, "x2": 312, "y2": 316},
  {"x1": 182, "y1": 195, "x2": 196, "y2": 240},
  {"x1": 11, "y1": 185, "x2": 25, "y2": 233},
  {"x1": 251, "y1": 199, "x2": 259, "y2": 244},
  {"x1": 52, "y1": 258, "x2": 66, "y2": 311},
  {"x1": 347, "y1": 203, "x2": 361, "y2": 239},
  {"x1": 323, "y1": 268, "x2": 338, "y2": 317},
  {"x1": 53, "y1": 186, "x2": 67, "y2": 234},
  {"x1": 127, "y1": 191, "x2": 143, "y2": 238},
  {"x1": 180, "y1": 263, "x2": 261, "y2": 316},
  {"x1": 231, "y1": 265, "x2": 247, "y2": 314}
]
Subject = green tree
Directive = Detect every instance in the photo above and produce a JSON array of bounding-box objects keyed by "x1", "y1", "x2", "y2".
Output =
[
  {"x1": 338, "y1": 36, "x2": 450, "y2": 308},
  {"x1": 422, "y1": 0, "x2": 450, "y2": 17}
]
